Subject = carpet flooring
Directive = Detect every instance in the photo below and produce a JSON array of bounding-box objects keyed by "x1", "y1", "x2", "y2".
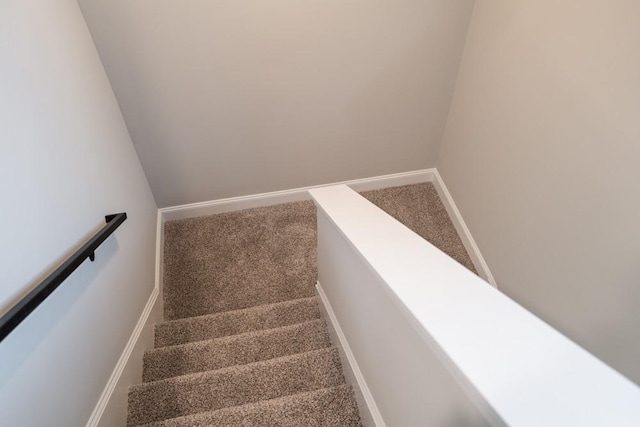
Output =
[
  {"x1": 127, "y1": 183, "x2": 475, "y2": 426},
  {"x1": 360, "y1": 183, "x2": 477, "y2": 273}
]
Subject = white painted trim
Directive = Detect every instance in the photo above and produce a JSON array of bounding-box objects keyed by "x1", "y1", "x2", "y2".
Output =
[
  {"x1": 154, "y1": 210, "x2": 165, "y2": 322},
  {"x1": 157, "y1": 165, "x2": 492, "y2": 283},
  {"x1": 154, "y1": 210, "x2": 165, "y2": 293},
  {"x1": 316, "y1": 282, "x2": 387, "y2": 427},
  {"x1": 346, "y1": 169, "x2": 434, "y2": 192},
  {"x1": 431, "y1": 169, "x2": 497, "y2": 287},
  {"x1": 87, "y1": 211, "x2": 165, "y2": 426},
  {"x1": 85, "y1": 287, "x2": 159, "y2": 427},
  {"x1": 160, "y1": 169, "x2": 435, "y2": 221},
  {"x1": 158, "y1": 166, "x2": 492, "y2": 284},
  {"x1": 315, "y1": 286, "x2": 376, "y2": 427}
]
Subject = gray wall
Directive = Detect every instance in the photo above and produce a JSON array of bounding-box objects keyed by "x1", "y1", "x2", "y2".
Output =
[
  {"x1": 0, "y1": 1, "x2": 158, "y2": 425},
  {"x1": 438, "y1": 0, "x2": 640, "y2": 384},
  {"x1": 78, "y1": 0, "x2": 475, "y2": 207}
]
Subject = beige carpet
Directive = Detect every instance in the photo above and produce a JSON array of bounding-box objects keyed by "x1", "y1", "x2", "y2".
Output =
[
  {"x1": 162, "y1": 201, "x2": 317, "y2": 321},
  {"x1": 360, "y1": 183, "x2": 477, "y2": 273},
  {"x1": 127, "y1": 183, "x2": 475, "y2": 426}
]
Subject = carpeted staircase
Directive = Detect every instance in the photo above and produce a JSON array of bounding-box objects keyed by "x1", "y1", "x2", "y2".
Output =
[
  {"x1": 126, "y1": 183, "x2": 475, "y2": 426},
  {"x1": 127, "y1": 297, "x2": 360, "y2": 426},
  {"x1": 127, "y1": 200, "x2": 361, "y2": 426}
]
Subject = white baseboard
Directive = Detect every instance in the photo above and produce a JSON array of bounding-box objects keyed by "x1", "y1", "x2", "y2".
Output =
[
  {"x1": 85, "y1": 287, "x2": 160, "y2": 427},
  {"x1": 316, "y1": 282, "x2": 386, "y2": 427},
  {"x1": 431, "y1": 169, "x2": 497, "y2": 287},
  {"x1": 158, "y1": 166, "x2": 492, "y2": 284},
  {"x1": 86, "y1": 211, "x2": 166, "y2": 427},
  {"x1": 160, "y1": 169, "x2": 435, "y2": 221},
  {"x1": 154, "y1": 210, "x2": 165, "y2": 310}
]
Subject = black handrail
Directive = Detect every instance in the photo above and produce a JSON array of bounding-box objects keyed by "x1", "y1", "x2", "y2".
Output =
[{"x1": 0, "y1": 213, "x2": 127, "y2": 343}]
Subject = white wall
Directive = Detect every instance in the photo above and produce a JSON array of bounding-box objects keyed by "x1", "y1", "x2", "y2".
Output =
[
  {"x1": 77, "y1": 0, "x2": 475, "y2": 207},
  {"x1": 0, "y1": 1, "x2": 158, "y2": 425},
  {"x1": 438, "y1": 1, "x2": 640, "y2": 384}
]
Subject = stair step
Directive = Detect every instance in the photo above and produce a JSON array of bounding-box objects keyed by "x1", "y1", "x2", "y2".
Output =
[
  {"x1": 127, "y1": 347, "x2": 345, "y2": 426},
  {"x1": 154, "y1": 297, "x2": 320, "y2": 347},
  {"x1": 137, "y1": 385, "x2": 361, "y2": 427},
  {"x1": 144, "y1": 319, "x2": 331, "y2": 382}
]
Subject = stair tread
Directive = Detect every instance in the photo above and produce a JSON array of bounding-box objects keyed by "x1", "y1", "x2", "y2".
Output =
[
  {"x1": 136, "y1": 385, "x2": 361, "y2": 427},
  {"x1": 144, "y1": 319, "x2": 331, "y2": 382},
  {"x1": 128, "y1": 347, "x2": 345, "y2": 426},
  {"x1": 154, "y1": 297, "x2": 320, "y2": 347}
]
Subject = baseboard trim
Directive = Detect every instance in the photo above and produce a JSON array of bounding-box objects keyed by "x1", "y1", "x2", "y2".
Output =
[
  {"x1": 160, "y1": 169, "x2": 435, "y2": 221},
  {"x1": 154, "y1": 209, "x2": 165, "y2": 302},
  {"x1": 157, "y1": 166, "x2": 492, "y2": 283},
  {"x1": 431, "y1": 169, "x2": 497, "y2": 287},
  {"x1": 316, "y1": 282, "x2": 386, "y2": 427},
  {"x1": 85, "y1": 287, "x2": 159, "y2": 427}
]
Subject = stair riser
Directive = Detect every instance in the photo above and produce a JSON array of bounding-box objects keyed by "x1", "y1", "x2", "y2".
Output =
[
  {"x1": 128, "y1": 348, "x2": 345, "y2": 426},
  {"x1": 143, "y1": 320, "x2": 331, "y2": 382},
  {"x1": 154, "y1": 297, "x2": 321, "y2": 347},
  {"x1": 138, "y1": 385, "x2": 361, "y2": 427}
]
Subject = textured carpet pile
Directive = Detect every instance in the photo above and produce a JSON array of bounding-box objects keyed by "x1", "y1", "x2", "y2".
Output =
[{"x1": 127, "y1": 183, "x2": 475, "y2": 426}]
